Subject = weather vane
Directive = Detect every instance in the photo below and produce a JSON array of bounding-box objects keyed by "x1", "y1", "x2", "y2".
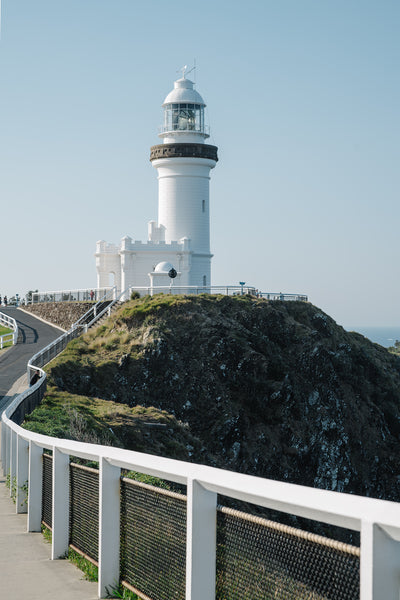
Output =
[{"x1": 177, "y1": 64, "x2": 195, "y2": 79}]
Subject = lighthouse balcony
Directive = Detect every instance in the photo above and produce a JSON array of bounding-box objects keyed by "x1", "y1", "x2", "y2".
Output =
[{"x1": 158, "y1": 123, "x2": 210, "y2": 137}]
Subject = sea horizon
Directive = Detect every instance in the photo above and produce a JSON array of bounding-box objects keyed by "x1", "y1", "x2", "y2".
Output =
[{"x1": 345, "y1": 326, "x2": 400, "y2": 348}]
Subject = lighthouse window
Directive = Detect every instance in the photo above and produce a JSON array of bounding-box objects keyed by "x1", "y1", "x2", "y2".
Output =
[
  {"x1": 202, "y1": 199, "x2": 205, "y2": 213},
  {"x1": 164, "y1": 103, "x2": 204, "y2": 133},
  {"x1": 203, "y1": 275, "x2": 207, "y2": 287}
]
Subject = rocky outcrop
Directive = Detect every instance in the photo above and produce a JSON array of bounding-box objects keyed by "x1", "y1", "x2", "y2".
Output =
[
  {"x1": 22, "y1": 302, "x2": 93, "y2": 331},
  {"x1": 45, "y1": 294, "x2": 400, "y2": 505}
]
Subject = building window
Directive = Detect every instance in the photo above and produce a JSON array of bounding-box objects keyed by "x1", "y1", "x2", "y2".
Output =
[
  {"x1": 202, "y1": 199, "x2": 205, "y2": 213},
  {"x1": 203, "y1": 275, "x2": 207, "y2": 287}
]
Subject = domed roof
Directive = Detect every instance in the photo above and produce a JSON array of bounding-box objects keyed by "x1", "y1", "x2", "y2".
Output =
[
  {"x1": 162, "y1": 78, "x2": 205, "y2": 106},
  {"x1": 154, "y1": 261, "x2": 175, "y2": 273}
]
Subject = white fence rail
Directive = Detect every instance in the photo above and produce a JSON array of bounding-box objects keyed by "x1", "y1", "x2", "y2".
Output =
[
  {"x1": 30, "y1": 287, "x2": 114, "y2": 304},
  {"x1": 31, "y1": 286, "x2": 309, "y2": 303},
  {"x1": 1, "y1": 298, "x2": 400, "y2": 599},
  {"x1": 0, "y1": 311, "x2": 18, "y2": 348}
]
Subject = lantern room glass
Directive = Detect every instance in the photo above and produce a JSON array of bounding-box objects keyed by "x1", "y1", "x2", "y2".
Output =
[{"x1": 163, "y1": 103, "x2": 204, "y2": 133}]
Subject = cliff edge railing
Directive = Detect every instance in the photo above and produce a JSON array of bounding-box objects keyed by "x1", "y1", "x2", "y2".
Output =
[
  {"x1": 1, "y1": 297, "x2": 400, "y2": 599},
  {"x1": 31, "y1": 286, "x2": 308, "y2": 304}
]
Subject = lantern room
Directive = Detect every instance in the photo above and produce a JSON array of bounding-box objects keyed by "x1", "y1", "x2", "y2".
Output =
[{"x1": 159, "y1": 74, "x2": 209, "y2": 140}]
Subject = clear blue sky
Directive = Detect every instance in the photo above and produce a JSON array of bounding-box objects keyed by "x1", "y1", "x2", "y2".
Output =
[{"x1": 0, "y1": 1, "x2": 398, "y2": 327}]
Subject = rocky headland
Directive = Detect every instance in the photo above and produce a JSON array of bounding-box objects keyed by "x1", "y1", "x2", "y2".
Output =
[{"x1": 24, "y1": 294, "x2": 400, "y2": 507}]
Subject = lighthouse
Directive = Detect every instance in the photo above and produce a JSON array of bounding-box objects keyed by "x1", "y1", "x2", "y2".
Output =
[
  {"x1": 96, "y1": 69, "x2": 218, "y2": 291},
  {"x1": 150, "y1": 68, "x2": 218, "y2": 287}
]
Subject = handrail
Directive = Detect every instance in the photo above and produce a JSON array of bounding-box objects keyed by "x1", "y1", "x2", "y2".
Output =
[
  {"x1": 27, "y1": 286, "x2": 123, "y2": 382},
  {"x1": 30, "y1": 286, "x2": 309, "y2": 303},
  {"x1": 1, "y1": 298, "x2": 400, "y2": 598},
  {"x1": 30, "y1": 287, "x2": 113, "y2": 304},
  {"x1": 0, "y1": 311, "x2": 18, "y2": 348},
  {"x1": 128, "y1": 286, "x2": 308, "y2": 301}
]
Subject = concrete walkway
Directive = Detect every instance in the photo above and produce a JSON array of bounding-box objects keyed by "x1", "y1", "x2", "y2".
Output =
[
  {"x1": 0, "y1": 470, "x2": 98, "y2": 599},
  {"x1": 0, "y1": 313, "x2": 99, "y2": 599}
]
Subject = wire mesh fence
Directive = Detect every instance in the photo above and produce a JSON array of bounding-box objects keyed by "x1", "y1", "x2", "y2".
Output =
[
  {"x1": 40, "y1": 455, "x2": 360, "y2": 600},
  {"x1": 120, "y1": 477, "x2": 187, "y2": 600},
  {"x1": 42, "y1": 453, "x2": 52, "y2": 528},
  {"x1": 69, "y1": 462, "x2": 99, "y2": 563},
  {"x1": 216, "y1": 505, "x2": 360, "y2": 600}
]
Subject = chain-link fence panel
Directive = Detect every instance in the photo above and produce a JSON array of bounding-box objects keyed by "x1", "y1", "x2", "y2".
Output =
[
  {"x1": 42, "y1": 453, "x2": 52, "y2": 528},
  {"x1": 120, "y1": 478, "x2": 187, "y2": 600},
  {"x1": 216, "y1": 505, "x2": 360, "y2": 600},
  {"x1": 69, "y1": 462, "x2": 99, "y2": 563}
]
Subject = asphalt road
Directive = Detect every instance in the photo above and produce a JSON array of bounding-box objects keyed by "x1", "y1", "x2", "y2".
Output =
[{"x1": 0, "y1": 307, "x2": 61, "y2": 400}]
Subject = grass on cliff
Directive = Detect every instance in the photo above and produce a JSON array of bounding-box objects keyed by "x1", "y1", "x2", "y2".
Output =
[
  {"x1": 44, "y1": 293, "x2": 277, "y2": 363},
  {"x1": 22, "y1": 384, "x2": 203, "y2": 463},
  {"x1": 22, "y1": 386, "x2": 170, "y2": 443}
]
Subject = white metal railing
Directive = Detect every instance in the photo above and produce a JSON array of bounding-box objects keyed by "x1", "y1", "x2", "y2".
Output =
[
  {"x1": 158, "y1": 124, "x2": 211, "y2": 136},
  {"x1": 0, "y1": 311, "x2": 18, "y2": 348},
  {"x1": 30, "y1": 287, "x2": 114, "y2": 304},
  {"x1": 31, "y1": 286, "x2": 309, "y2": 303},
  {"x1": 1, "y1": 297, "x2": 400, "y2": 599},
  {"x1": 27, "y1": 286, "x2": 122, "y2": 382},
  {"x1": 2, "y1": 377, "x2": 400, "y2": 599},
  {"x1": 127, "y1": 285, "x2": 308, "y2": 301}
]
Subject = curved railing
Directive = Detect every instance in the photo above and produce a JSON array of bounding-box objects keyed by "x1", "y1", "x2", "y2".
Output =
[
  {"x1": 0, "y1": 311, "x2": 18, "y2": 348},
  {"x1": 1, "y1": 299, "x2": 400, "y2": 599},
  {"x1": 26, "y1": 286, "x2": 121, "y2": 382}
]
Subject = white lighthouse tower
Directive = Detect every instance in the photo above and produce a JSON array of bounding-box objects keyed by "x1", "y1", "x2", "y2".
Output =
[
  {"x1": 96, "y1": 69, "x2": 218, "y2": 292},
  {"x1": 150, "y1": 68, "x2": 218, "y2": 287}
]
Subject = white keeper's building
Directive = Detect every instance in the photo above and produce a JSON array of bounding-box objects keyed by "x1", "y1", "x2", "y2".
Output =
[{"x1": 95, "y1": 71, "x2": 218, "y2": 292}]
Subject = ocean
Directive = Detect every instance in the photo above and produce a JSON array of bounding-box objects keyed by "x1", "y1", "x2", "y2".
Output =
[{"x1": 346, "y1": 326, "x2": 400, "y2": 348}]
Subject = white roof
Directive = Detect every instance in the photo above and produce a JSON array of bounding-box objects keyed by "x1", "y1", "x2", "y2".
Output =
[{"x1": 162, "y1": 78, "x2": 205, "y2": 106}]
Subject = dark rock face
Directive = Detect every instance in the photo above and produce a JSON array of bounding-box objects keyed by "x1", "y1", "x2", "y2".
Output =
[{"x1": 47, "y1": 295, "x2": 400, "y2": 503}]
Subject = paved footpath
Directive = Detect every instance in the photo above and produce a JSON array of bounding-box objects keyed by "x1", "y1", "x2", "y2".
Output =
[{"x1": 0, "y1": 310, "x2": 98, "y2": 599}]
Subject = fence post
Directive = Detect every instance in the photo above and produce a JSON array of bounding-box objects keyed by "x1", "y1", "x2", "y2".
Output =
[
  {"x1": 360, "y1": 520, "x2": 400, "y2": 599},
  {"x1": 16, "y1": 435, "x2": 29, "y2": 513},
  {"x1": 186, "y1": 478, "x2": 217, "y2": 600},
  {"x1": 98, "y1": 457, "x2": 120, "y2": 599},
  {"x1": 27, "y1": 441, "x2": 43, "y2": 531},
  {"x1": 51, "y1": 447, "x2": 70, "y2": 559}
]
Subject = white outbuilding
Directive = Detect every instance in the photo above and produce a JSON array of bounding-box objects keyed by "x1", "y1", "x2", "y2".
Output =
[{"x1": 95, "y1": 69, "x2": 218, "y2": 294}]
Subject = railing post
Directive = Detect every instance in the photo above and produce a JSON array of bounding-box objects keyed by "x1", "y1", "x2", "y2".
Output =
[
  {"x1": 27, "y1": 441, "x2": 43, "y2": 532},
  {"x1": 98, "y1": 457, "x2": 120, "y2": 599},
  {"x1": 51, "y1": 447, "x2": 70, "y2": 559},
  {"x1": 16, "y1": 435, "x2": 29, "y2": 513},
  {"x1": 186, "y1": 478, "x2": 217, "y2": 600},
  {"x1": 360, "y1": 520, "x2": 400, "y2": 599}
]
